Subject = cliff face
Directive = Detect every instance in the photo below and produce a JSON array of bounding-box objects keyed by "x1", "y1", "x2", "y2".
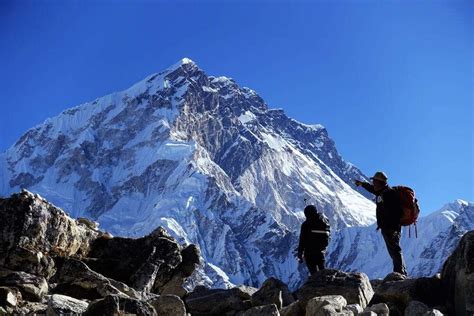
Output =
[{"x1": 0, "y1": 190, "x2": 199, "y2": 315}]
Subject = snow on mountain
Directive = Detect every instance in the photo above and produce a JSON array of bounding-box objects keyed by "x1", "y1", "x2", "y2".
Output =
[
  {"x1": 1, "y1": 58, "x2": 468, "y2": 288},
  {"x1": 327, "y1": 199, "x2": 474, "y2": 279},
  {"x1": 0, "y1": 58, "x2": 376, "y2": 288}
]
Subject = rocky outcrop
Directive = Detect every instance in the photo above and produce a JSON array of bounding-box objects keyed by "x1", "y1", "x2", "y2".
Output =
[
  {"x1": 441, "y1": 230, "x2": 474, "y2": 316},
  {"x1": 251, "y1": 277, "x2": 294, "y2": 309},
  {"x1": 46, "y1": 294, "x2": 89, "y2": 316},
  {"x1": 297, "y1": 269, "x2": 374, "y2": 309},
  {"x1": 0, "y1": 190, "x2": 470, "y2": 315},
  {"x1": 0, "y1": 190, "x2": 198, "y2": 314},
  {"x1": 184, "y1": 286, "x2": 253, "y2": 315},
  {"x1": 369, "y1": 273, "x2": 444, "y2": 315}
]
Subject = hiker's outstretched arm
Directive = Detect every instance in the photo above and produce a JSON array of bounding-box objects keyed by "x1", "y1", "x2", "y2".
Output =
[{"x1": 359, "y1": 182, "x2": 376, "y2": 194}]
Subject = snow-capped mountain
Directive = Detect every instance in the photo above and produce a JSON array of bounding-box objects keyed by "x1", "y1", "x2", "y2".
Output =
[
  {"x1": 327, "y1": 199, "x2": 474, "y2": 279},
  {"x1": 0, "y1": 58, "x2": 375, "y2": 288},
  {"x1": 0, "y1": 58, "x2": 469, "y2": 287}
]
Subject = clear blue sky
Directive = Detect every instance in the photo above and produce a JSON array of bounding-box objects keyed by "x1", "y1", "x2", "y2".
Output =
[{"x1": 0, "y1": 0, "x2": 472, "y2": 214}]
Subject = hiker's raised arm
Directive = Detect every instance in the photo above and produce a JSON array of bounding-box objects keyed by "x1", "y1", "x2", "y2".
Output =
[{"x1": 355, "y1": 180, "x2": 375, "y2": 194}]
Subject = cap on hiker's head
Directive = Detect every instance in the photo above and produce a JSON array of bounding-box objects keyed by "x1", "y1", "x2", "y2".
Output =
[{"x1": 370, "y1": 171, "x2": 388, "y2": 182}]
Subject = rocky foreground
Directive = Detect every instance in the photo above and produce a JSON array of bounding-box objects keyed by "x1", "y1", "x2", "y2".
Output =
[{"x1": 0, "y1": 190, "x2": 472, "y2": 315}]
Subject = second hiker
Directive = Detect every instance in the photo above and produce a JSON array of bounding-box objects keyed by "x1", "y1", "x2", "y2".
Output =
[
  {"x1": 297, "y1": 205, "x2": 330, "y2": 275},
  {"x1": 355, "y1": 171, "x2": 408, "y2": 276}
]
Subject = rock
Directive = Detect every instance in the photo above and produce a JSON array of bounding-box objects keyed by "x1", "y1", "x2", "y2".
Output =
[
  {"x1": 149, "y1": 294, "x2": 186, "y2": 316},
  {"x1": 369, "y1": 279, "x2": 383, "y2": 292},
  {"x1": 159, "y1": 274, "x2": 188, "y2": 298},
  {"x1": 185, "y1": 287, "x2": 252, "y2": 315},
  {"x1": 84, "y1": 294, "x2": 156, "y2": 316},
  {"x1": 404, "y1": 300, "x2": 429, "y2": 316},
  {"x1": 107, "y1": 277, "x2": 143, "y2": 300},
  {"x1": 441, "y1": 230, "x2": 474, "y2": 316},
  {"x1": 52, "y1": 258, "x2": 125, "y2": 300},
  {"x1": 308, "y1": 304, "x2": 339, "y2": 316},
  {"x1": 0, "y1": 287, "x2": 22, "y2": 307},
  {"x1": 239, "y1": 304, "x2": 279, "y2": 316},
  {"x1": 280, "y1": 300, "x2": 304, "y2": 316},
  {"x1": 371, "y1": 275, "x2": 444, "y2": 311},
  {"x1": 0, "y1": 271, "x2": 48, "y2": 301},
  {"x1": 3, "y1": 246, "x2": 56, "y2": 279},
  {"x1": 365, "y1": 302, "x2": 389, "y2": 315},
  {"x1": 423, "y1": 309, "x2": 444, "y2": 316},
  {"x1": 46, "y1": 294, "x2": 89, "y2": 315},
  {"x1": 85, "y1": 226, "x2": 199, "y2": 295},
  {"x1": 306, "y1": 295, "x2": 347, "y2": 315},
  {"x1": 77, "y1": 217, "x2": 99, "y2": 230},
  {"x1": 237, "y1": 285, "x2": 259, "y2": 297},
  {"x1": 383, "y1": 272, "x2": 407, "y2": 283},
  {"x1": 0, "y1": 190, "x2": 99, "y2": 265},
  {"x1": 297, "y1": 269, "x2": 374, "y2": 309},
  {"x1": 358, "y1": 312, "x2": 377, "y2": 316},
  {"x1": 346, "y1": 304, "x2": 363, "y2": 315},
  {"x1": 12, "y1": 301, "x2": 48, "y2": 315},
  {"x1": 251, "y1": 277, "x2": 294, "y2": 309}
]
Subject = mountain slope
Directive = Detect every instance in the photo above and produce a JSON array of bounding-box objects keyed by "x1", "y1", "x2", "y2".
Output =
[{"x1": 0, "y1": 58, "x2": 375, "y2": 288}]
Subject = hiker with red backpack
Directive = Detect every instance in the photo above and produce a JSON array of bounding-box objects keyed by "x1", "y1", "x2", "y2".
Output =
[{"x1": 355, "y1": 171, "x2": 412, "y2": 276}]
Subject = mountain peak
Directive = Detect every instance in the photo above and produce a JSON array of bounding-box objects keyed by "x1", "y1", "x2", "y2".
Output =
[{"x1": 166, "y1": 57, "x2": 198, "y2": 73}]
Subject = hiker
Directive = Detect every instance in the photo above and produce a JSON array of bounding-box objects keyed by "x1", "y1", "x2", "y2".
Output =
[
  {"x1": 355, "y1": 171, "x2": 408, "y2": 276},
  {"x1": 297, "y1": 205, "x2": 330, "y2": 275}
]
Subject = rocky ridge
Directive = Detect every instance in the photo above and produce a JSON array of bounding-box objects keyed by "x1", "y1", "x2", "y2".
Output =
[{"x1": 1, "y1": 191, "x2": 472, "y2": 315}]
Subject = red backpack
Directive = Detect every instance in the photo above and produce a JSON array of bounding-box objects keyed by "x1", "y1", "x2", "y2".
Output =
[{"x1": 393, "y1": 186, "x2": 421, "y2": 237}]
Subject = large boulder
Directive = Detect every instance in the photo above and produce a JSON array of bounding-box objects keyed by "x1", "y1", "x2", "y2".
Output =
[
  {"x1": 149, "y1": 294, "x2": 186, "y2": 316},
  {"x1": 0, "y1": 286, "x2": 22, "y2": 308},
  {"x1": 441, "y1": 230, "x2": 474, "y2": 316},
  {"x1": 51, "y1": 258, "x2": 126, "y2": 300},
  {"x1": 185, "y1": 286, "x2": 252, "y2": 315},
  {"x1": 251, "y1": 277, "x2": 294, "y2": 309},
  {"x1": 296, "y1": 269, "x2": 374, "y2": 309},
  {"x1": 370, "y1": 274, "x2": 444, "y2": 313},
  {"x1": 364, "y1": 302, "x2": 389, "y2": 315},
  {"x1": 0, "y1": 190, "x2": 99, "y2": 266},
  {"x1": 85, "y1": 227, "x2": 199, "y2": 295},
  {"x1": 0, "y1": 270, "x2": 48, "y2": 302},
  {"x1": 84, "y1": 294, "x2": 156, "y2": 316},
  {"x1": 10, "y1": 301, "x2": 48, "y2": 315},
  {"x1": 46, "y1": 294, "x2": 89, "y2": 316},
  {"x1": 280, "y1": 300, "x2": 304, "y2": 316},
  {"x1": 238, "y1": 304, "x2": 280, "y2": 316},
  {"x1": 305, "y1": 295, "x2": 347, "y2": 316}
]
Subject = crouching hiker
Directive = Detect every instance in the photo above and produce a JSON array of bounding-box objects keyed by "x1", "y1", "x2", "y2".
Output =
[
  {"x1": 355, "y1": 171, "x2": 408, "y2": 276},
  {"x1": 297, "y1": 205, "x2": 330, "y2": 275}
]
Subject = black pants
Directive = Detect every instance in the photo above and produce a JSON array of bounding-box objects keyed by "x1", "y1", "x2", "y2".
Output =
[
  {"x1": 304, "y1": 251, "x2": 325, "y2": 275},
  {"x1": 381, "y1": 228, "x2": 407, "y2": 275}
]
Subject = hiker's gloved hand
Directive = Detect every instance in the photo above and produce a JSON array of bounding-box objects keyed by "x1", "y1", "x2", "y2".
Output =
[{"x1": 355, "y1": 180, "x2": 363, "y2": 187}]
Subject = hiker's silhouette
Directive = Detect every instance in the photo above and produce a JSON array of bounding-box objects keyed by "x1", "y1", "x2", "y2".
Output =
[
  {"x1": 297, "y1": 205, "x2": 330, "y2": 275},
  {"x1": 356, "y1": 171, "x2": 408, "y2": 276}
]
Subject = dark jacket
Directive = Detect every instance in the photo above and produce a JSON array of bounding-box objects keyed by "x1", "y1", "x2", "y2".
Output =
[
  {"x1": 361, "y1": 182, "x2": 403, "y2": 231},
  {"x1": 298, "y1": 209, "x2": 330, "y2": 255}
]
